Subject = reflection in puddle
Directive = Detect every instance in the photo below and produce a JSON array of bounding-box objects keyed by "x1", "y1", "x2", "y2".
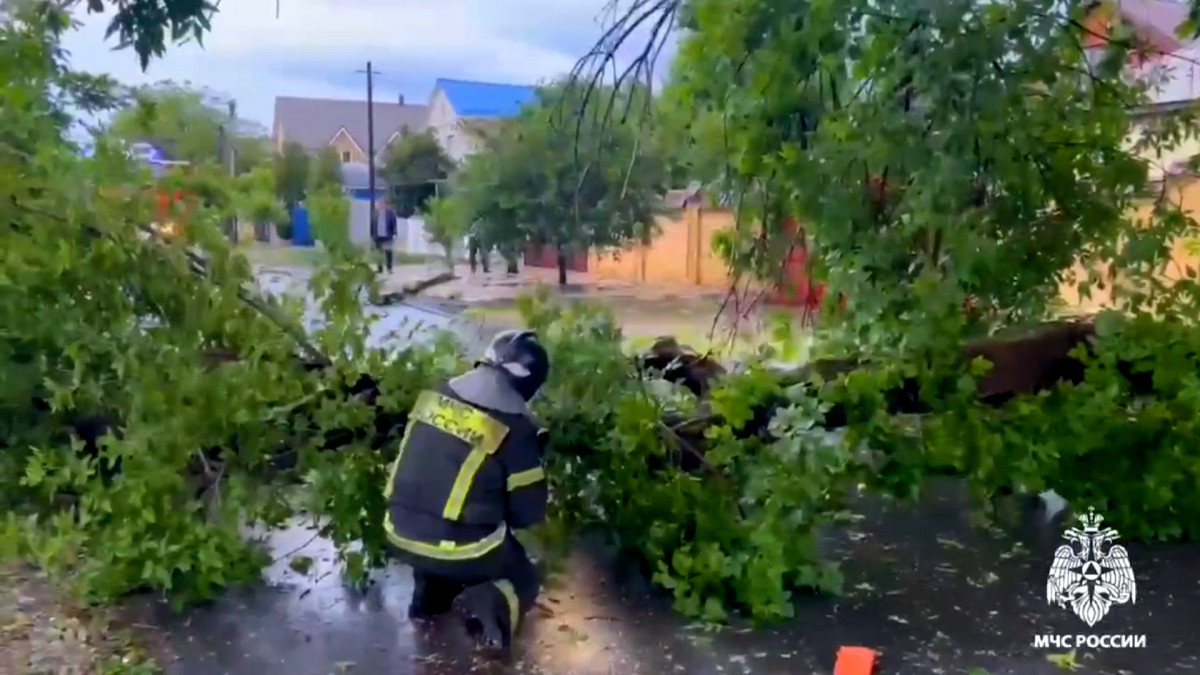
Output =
[
  {"x1": 252, "y1": 267, "x2": 492, "y2": 354},
  {"x1": 142, "y1": 485, "x2": 1200, "y2": 675}
]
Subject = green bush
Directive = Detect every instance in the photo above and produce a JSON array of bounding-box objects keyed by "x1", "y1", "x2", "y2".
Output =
[
  {"x1": 307, "y1": 186, "x2": 350, "y2": 250},
  {"x1": 517, "y1": 292, "x2": 848, "y2": 623}
]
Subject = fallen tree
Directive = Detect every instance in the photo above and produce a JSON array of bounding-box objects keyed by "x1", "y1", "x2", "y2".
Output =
[
  {"x1": 529, "y1": 0, "x2": 1200, "y2": 623},
  {"x1": 641, "y1": 316, "x2": 1147, "y2": 431},
  {"x1": 522, "y1": 300, "x2": 1200, "y2": 623},
  {"x1": 8, "y1": 0, "x2": 1200, "y2": 632},
  {"x1": 25, "y1": 270, "x2": 1198, "y2": 624}
]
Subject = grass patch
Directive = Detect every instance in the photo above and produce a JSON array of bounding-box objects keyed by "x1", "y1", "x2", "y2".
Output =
[
  {"x1": 462, "y1": 301, "x2": 810, "y2": 363},
  {"x1": 622, "y1": 326, "x2": 809, "y2": 363},
  {"x1": 393, "y1": 252, "x2": 443, "y2": 266},
  {"x1": 237, "y1": 244, "x2": 327, "y2": 268},
  {"x1": 624, "y1": 330, "x2": 766, "y2": 358},
  {"x1": 461, "y1": 305, "x2": 522, "y2": 323},
  {"x1": 238, "y1": 243, "x2": 442, "y2": 269}
]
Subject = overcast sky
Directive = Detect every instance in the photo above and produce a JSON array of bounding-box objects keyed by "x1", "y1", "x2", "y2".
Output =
[{"x1": 61, "y1": 0, "x2": 674, "y2": 129}]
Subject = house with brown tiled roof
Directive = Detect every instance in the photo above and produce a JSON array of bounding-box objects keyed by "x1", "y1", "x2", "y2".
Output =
[{"x1": 270, "y1": 95, "x2": 429, "y2": 163}]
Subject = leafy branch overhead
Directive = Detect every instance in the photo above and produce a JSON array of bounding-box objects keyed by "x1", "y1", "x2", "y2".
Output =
[
  {"x1": 585, "y1": 0, "x2": 1198, "y2": 338},
  {"x1": 85, "y1": 0, "x2": 220, "y2": 70}
]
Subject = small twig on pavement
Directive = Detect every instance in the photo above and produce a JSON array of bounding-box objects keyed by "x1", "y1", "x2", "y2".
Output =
[{"x1": 272, "y1": 526, "x2": 322, "y2": 564}]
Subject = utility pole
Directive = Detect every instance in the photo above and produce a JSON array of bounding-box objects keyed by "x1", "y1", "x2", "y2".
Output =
[
  {"x1": 227, "y1": 100, "x2": 237, "y2": 177},
  {"x1": 227, "y1": 100, "x2": 239, "y2": 244},
  {"x1": 356, "y1": 61, "x2": 381, "y2": 238}
]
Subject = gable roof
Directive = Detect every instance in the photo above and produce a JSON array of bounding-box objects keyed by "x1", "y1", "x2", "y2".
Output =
[
  {"x1": 434, "y1": 78, "x2": 538, "y2": 119},
  {"x1": 328, "y1": 127, "x2": 364, "y2": 153},
  {"x1": 273, "y1": 96, "x2": 429, "y2": 152}
]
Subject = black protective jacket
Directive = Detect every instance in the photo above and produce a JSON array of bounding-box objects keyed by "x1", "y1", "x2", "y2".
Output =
[{"x1": 383, "y1": 374, "x2": 547, "y2": 560}]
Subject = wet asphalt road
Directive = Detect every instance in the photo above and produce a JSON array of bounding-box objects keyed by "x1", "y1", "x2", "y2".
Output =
[
  {"x1": 254, "y1": 266, "x2": 494, "y2": 355},
  {"x1": 130, "y1": 479, "x2": 1199, "y2": 675},
  {"x1": 132, "y1": 269, "x2": 1199, "y2": 675}
]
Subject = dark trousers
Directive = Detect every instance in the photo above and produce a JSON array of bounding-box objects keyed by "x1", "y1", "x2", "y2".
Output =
[
  {"x1": 468, "y1": 238, "x2": 489, "y2": 274},
  {"x1": 375, "y1": 238, "x2": 394, "y2": 273},
  {"x1": 391, "y1": 533, "x2": 539, "y2": 635}
]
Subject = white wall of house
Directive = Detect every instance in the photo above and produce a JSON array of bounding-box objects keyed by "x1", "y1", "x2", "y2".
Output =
[
  {"x1": 1143, "y1": 49, "x2": 1200, "y2": 106},
  {"x1": 427, "y1": 87, "x2": 480, "y2": 162},
  {"x1": 1126, "y1": 50, "x2": 1200, "y2": 180},
  {"x1": 1127, "y1": 117, "x2": 1200, "y2": 181},
  {"x1": 348, "y1": 197, "x2": 372, "y2": 246}
]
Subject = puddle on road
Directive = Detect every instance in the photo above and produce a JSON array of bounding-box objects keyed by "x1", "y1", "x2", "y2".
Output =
[
  {"x1": 254, "y1": 267, "x2": 494, "y2": 356},
  {"x1": 134, "y1": 480, "x2": 1200, "y2": 675},
  {"x1": 138, "y1": 517, "x2": 745, "y2": 675}
]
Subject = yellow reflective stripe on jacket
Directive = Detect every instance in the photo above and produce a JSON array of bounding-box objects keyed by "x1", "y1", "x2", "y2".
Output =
[
  {"x1": 384, "y1": 511, "x2": 507, "y2": 560},
  {"x1": 406, "y1": 392, "x2": 508, "y2": 521},
  {"x1": 386, "y1": 390, "x2": 510, "y2": 521},
  {"x1": 382, "y1": 395, "x2": 425, "y2": 500},
  {"x1": 494, "y1": 579, "x2": 520, "y2": 630},
  {"x1": 410, "y1": 391, "x2": 509, "y2": 452},
  {"x1": 506, "y1": 466, "x2": 544, "y2": 491}
]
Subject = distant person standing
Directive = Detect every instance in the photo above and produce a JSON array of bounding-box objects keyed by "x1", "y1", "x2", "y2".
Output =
[
  {"x1": 375, "y1": 199, "x2": 398, "y2": 274},
  {"x1": 468, "y1": 234, "x2": 490, "y2": 274}
]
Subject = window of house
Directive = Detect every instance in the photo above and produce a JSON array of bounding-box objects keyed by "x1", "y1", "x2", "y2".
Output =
[{"x1": 341, "y1": 150, "x2": 351, "y2": 162}]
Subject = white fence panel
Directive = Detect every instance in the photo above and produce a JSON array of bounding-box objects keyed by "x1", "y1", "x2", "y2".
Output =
[
  {"x1": 398, "y1": 216, "x2": 440, "y2": 256},
  {"x1": 348, "y1": 197, "x2": 371, "y2": 246}
]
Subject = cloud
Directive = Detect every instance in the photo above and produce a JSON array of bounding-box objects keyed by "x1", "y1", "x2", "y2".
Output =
[{"x1": 60, "y1": 0, "x2": 675, "y2": 129}]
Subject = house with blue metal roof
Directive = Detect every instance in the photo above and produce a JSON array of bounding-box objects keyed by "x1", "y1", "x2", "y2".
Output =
[{"x1": 426, "y1": 78, "x2": 539, "y2": 162}]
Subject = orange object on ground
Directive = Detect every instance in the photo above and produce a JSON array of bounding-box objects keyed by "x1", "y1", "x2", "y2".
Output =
[{"x1": 833, "y1": 646, "x2": 878, "y2": 675}]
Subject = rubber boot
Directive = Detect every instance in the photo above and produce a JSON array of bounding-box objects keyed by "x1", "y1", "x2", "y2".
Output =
[
  {"x1": 408, "y1": 573, "x2": 461, "y2": 619},
  {"x1": 452, "y1": 583, "x2": 511, "y2": 655}
]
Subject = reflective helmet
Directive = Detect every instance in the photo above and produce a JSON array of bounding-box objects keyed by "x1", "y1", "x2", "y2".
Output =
[{"x1": 478, "y1": 329, "x2": 550, "y2": 401}]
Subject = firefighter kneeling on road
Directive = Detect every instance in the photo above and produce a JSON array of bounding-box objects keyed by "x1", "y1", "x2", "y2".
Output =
[{"x1": 383, "y1": 329, "x2": 551, "y2": 654}]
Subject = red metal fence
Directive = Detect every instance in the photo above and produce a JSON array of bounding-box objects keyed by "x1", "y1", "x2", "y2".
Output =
[
  {"x1": 524, "y1": 242, "x2": 588, "y2": 273},
  {"x1": 765, "y1": 218, "x2": 826, "y2": 311}
]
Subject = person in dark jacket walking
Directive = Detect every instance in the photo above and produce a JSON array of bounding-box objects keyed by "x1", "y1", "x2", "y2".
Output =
[
  {"x1": 374, "y1": 200, "x2": 398, "y2": 273},
  {"x1": 383, "y1": 330, "x2": 551, "y2": 655}
]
